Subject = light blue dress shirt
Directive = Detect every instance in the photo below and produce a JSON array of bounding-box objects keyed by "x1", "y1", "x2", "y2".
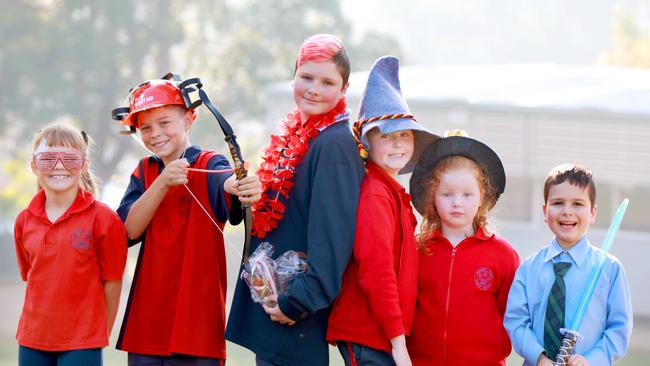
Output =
[{"x1": 504, "y1": 236, "x2": 632, "y2": 365}]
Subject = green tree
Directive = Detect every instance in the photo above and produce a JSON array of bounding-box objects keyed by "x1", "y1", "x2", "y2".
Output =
[
  {"x1": 0, "y1": 0, "x2": 401, "y2": 196},
  {"x1": 1, "y1": 0, "x2": 182, "y2": 188},
  {"x1": 0, "y1": 153, "x2": 36, "y2": 217},
  {"x1": 602, "y1": 8, "x2": 650, "y2": 68}
]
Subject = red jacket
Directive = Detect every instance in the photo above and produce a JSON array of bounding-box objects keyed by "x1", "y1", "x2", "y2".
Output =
[
  {"x1": 14, "y1": 189, "x2": 127, "y2": 351},
  {"x1": 327, "y1": 162, "x2": 418, "y2": 353},
  {"x1": 407, "y1": 228, "x2": 520, "y2": 366}
]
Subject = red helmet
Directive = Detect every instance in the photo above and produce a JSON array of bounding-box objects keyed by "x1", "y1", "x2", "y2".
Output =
[{"x1": 121, "y1": 79, "x2": 185, "y2": 128}]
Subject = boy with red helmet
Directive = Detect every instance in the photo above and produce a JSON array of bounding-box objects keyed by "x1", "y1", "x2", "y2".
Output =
[{"x1": 113, "y1": 77, "x2": 261, "y2": 366}]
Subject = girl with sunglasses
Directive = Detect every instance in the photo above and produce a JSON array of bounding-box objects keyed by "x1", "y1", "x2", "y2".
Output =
[{"x1": 13, "y1": 123, "x2": 127, "y2": 366}]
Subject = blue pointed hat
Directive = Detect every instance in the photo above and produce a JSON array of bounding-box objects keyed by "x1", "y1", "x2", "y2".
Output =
[{"x1": 355, "y1": 55, "x2": 438, "y2": 174}]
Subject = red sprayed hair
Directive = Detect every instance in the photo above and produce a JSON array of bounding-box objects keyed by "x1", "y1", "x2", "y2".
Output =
[{"x1": 295, "y1": 34, "x2": 350, "y2": 85}]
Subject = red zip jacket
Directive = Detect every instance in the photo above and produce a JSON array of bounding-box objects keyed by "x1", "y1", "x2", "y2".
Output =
[
  {"x1": 407, "y1": 228, "x2": 520, "y2": 366},
  {"x1": 327, "y1": 162, "x2": 418, "y2": 353}
]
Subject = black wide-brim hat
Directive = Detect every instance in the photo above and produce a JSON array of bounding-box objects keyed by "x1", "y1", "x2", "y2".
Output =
[{"x1": 410, "y1": 136, "x2": 506, "y2": 216}]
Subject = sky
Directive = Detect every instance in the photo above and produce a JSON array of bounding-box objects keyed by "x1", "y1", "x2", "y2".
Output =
[{"x1": 342, "y1": 0, "x2": 649, "y2": 66}]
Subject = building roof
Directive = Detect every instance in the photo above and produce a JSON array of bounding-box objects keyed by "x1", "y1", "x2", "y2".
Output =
[{"x1": 269, "y1": 63, "x2": 650, "y2": 117}]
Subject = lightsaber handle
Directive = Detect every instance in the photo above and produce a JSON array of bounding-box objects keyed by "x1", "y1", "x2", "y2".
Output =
[{"x1": 552, "y1": 331, "x2": 578, "y2": 366}]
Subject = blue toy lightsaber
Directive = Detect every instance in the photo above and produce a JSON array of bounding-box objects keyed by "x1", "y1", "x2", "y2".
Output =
[{"x1": 553, "y1": 198, "x2": 629, "y2": 366}]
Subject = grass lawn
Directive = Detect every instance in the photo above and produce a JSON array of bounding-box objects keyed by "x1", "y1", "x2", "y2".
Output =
[{"x1": 1, "y1": 334, "x2": 648, "y2": 366}]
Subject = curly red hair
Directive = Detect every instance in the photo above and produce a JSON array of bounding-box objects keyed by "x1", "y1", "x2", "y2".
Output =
[{"x1": 417, "y1": 156, "x2": 496, "y2": 253}]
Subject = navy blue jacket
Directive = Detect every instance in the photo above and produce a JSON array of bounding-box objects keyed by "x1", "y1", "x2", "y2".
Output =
[{"x1": 226, "y1": 117, "x2": 365, "y2": 365}]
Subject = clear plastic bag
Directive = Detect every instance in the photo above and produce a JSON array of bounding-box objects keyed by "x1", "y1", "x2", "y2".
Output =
[
  {"x1": 274, "y1": 250, "x2": 309, "y2": 295},
  {"x1": 240, "y1": 242, "x2": 277, "y2": 303},
  {"x1": 241, "y1": 242, "x2": 309, "y2": 304}
]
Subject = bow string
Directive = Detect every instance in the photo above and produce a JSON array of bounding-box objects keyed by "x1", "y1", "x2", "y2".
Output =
[{"x1": 165, "y1": 73, "x2": 253, "y2": 273}]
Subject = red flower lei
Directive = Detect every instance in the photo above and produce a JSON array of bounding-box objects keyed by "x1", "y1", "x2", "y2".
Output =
[{"x1": 252, "y1": 98, "x2": 347, "y2": 238}]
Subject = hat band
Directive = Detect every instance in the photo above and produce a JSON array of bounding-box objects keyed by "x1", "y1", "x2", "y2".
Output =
[{"x1": 352, "y1": 114, "x2": 416, "y2": 158}]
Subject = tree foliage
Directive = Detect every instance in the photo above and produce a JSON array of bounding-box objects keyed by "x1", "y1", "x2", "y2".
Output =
[
  {"x1": 602, "y1": 8, "x2": 650, "y2": 68},
  {"x1": 0, "y1": 0, "x2": 400, "y2": 202}
]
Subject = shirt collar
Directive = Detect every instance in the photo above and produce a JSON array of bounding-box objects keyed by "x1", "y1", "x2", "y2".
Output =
[
  {"x1": 474, "y1": 226, "x2": 493, "y2": 241},
  {"x1": 150, "y1": 145, "x2": 201, "y2": 166},
  {"x1": 318, "y1": 110, "x2": 350, "y2": 131},
  {"x1": 365, "y1": 161, "x2": 407, "y2": 196},
  {"x1": 27, "y1": 188, "x2": 95, "y2": 221},
  {"x1": 544, "y1": 236, "x2": 590, "y2": 269},
  {"x1": 430, "y1": 226, "x2": 493, "y2": 242}
]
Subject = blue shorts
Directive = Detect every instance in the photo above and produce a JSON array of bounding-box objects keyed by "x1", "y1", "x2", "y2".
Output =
[
  {"x1": 128, "y1": 353, "x2": 224, "y2": 366},
  {"x1": 18, "y1": 345, "x2": 102, "y2": 366}
]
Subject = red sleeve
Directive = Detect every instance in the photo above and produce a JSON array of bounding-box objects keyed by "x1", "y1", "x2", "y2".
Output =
[
  {"x1": 496, "y1": 241, "x2": 521, "y2": 316},
  {"x1": 355, "y1": 190, "x2": 405, "y2": 340},
  {"x1": 14, "y1": 211, "x2": 30, "y2": 281},
  {"x1": 94, "y1": 205, "x2": 128, "y2": 281}
]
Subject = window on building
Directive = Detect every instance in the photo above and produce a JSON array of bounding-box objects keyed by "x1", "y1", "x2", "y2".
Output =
[
  {"x1": 492, "y1": 176, "x2": 533, "y2": 222},
  {"x1": 593, "y1": 183, "x2": 613, "y2": 229},
  {"x1": 593, "y1": 183, "x2": 649, "y2": 233},
  {"x1": 620, "y1": 185, "x2": 650, "y2": 232}
]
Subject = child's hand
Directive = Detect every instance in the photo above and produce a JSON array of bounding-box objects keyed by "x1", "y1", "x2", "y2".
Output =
[
  {"x1": 160, "y1": 158, "x2": 189, "y2": 187},
  {"x1": 568, "y1": 354, "x2": 589, "y2": 366},
  {"x1": 536, "y1": 352, "x2": 553, "y2": 366},
  {"x1": 390, "y1": 335, "x2": 413, "y2": 366},
  {"x1": 262, "y1": 294, "x2": 295, "y2": 326},
  {"x1": 232, "y1": 175, "x2": 262, "y2": 204}
]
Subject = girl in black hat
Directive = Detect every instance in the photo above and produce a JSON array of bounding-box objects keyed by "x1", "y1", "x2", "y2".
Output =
[{"x1": 407, "y1": 130, "x2": 520, "y2": 366}]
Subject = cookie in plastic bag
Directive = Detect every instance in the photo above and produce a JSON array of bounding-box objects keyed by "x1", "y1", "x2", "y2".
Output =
[{"x1": 240, "y1": 242, "x2": 309, "y2": 304}]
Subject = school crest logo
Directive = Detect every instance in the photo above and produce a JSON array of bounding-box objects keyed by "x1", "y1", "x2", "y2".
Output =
[
  {"x1": 474, "y1": 266, "x2": 494, "y2": 291},
  {"x1": 179, "y1": 194, "x2": 193, "y2": 217},
  {"x1": 71, "y1": 228, "x2": 93, "y2": 250}
]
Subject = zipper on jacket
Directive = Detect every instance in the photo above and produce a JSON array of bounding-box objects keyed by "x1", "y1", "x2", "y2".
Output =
[{"x1": 443, "y1": 247, "x2": 457, "y2": 365}]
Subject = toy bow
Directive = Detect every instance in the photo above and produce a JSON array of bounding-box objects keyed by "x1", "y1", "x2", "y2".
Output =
[{"x1": 165, "y1": 73, "x2": 253, "y2": 273}]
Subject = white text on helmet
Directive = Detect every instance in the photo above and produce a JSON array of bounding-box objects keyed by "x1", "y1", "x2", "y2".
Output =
[{"x1": 135, "y1": 93, "x2": 154, "y2": 108}]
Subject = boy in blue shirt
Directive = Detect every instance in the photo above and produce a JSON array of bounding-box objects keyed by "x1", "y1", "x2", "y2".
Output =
[{"x1": 504, "y1": 163, "x2": 632, "y2": 366}]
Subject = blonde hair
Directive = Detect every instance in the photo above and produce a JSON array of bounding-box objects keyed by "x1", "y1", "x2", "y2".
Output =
[
  {"x1": 417, "y1": 155, "x2": 496, "y2": 252},
  {"x1": 32, "y1": 123, "x2": 98, "y2": 196}
]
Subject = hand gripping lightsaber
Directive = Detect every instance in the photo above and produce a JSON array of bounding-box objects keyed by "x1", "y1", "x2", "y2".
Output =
[{"x1": 552, "y1": 198, "x2": 629, "y2": 366}]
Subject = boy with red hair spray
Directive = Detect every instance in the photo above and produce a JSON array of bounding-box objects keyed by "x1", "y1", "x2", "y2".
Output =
[{"x1": 226, "y1": 34, "x2": 365, "y2": 366}]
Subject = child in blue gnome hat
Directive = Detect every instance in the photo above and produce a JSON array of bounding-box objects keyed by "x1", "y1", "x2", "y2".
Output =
[{"x1": 327, "y1": 55, "x2": 438, "y2": 366}]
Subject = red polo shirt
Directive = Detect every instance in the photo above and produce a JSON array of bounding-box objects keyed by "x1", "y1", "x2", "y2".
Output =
[
  {"x1": 407, "y1": 228, "x2": 520, "y2": 366},
  {"x1": 327, "y1": 162, "x2": 419, "y2": 353},
  {"x1": 14, "y1": 189, "x2": 128, "y2": 351},
  {"x1": 116, "y1": 150, "x2": 232, "y2": 359}
]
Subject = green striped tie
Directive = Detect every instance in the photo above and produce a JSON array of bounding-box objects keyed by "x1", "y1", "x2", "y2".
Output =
[{"x1": 544, "y1": 261, "x2": 572, "y2": 358}]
